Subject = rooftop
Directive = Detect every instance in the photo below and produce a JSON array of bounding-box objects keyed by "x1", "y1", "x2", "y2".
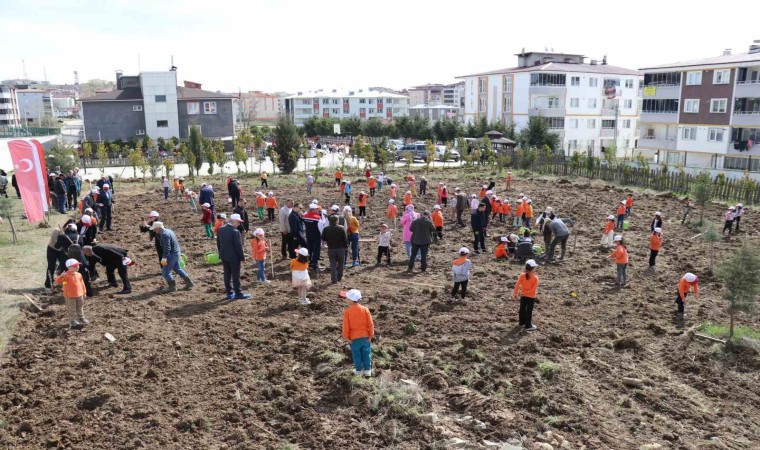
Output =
[
  {"x1": 457, "y1": 62, "x2": 640, "y2": 78},
  {"x1": 80, "y1": 86, "x2": 235, "y2": 102},
  {"x1": 285, "y1": 89, "x2": 409, "y2": 99},
  {"x1": 640, "y1": 51, "x2": 760, "y2": 71},
  {"x1": 409, "y1": 104, "x2": 460, "y2": 110}
]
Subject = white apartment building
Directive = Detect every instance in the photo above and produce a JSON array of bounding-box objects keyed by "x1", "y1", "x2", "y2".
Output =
[
  {"x1": 0, "y1": 85, "x2": 21, "y2": 127},
  {"x1": 458, "y1": 51, "x2": 642, "y2": 157},
  {"x1": 284, "y1": 89, "x2": 409, "y2": 126}
]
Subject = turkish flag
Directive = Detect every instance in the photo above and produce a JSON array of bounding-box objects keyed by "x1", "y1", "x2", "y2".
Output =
[{"x1": 8, "y1": 139, "x2": 49, "y2": 223}]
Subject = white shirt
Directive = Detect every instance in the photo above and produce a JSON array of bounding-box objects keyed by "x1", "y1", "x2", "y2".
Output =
[
  {"x1": 378, "y1": 230, "x2": 392, "y2": 247},
  {"x1": 306, "y1": 175, "x2": 314, "y2": 184},
  {"x1": 162, "y1": 179, "x2": 170, "y2": 188},
  {"x1": 377, "y1": 175, "x2": 384, "y2": 183},
  {"x1": 470, "y1": 198, "x2": 479, "y2": 210}
]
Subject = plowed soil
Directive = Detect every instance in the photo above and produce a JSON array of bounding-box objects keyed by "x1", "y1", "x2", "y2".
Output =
[{"x1": 1, "y1": 173, "x2": 759, "y2": 450}]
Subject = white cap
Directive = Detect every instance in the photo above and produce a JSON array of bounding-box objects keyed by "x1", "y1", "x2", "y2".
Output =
[
  {"x1": 519, "y1": 192, "x2": 524, "y2": 197},
  {"x1": 459, "y1": 247, "x2": 470, "y2": 254},
  {"x1": 471, "y1": 194, "x2": 476, "y2": 198},
  {"x1": 608, "y1": 214, "x2": 615, "y2": 220},
  {"x1": 202, "y1": 203, "x2": 211, "y2": 208},
  {"x1": 620, "y1": 200, "x2": 626, "y2": 204},
  {"x1": 230, "y1": 213, "x2": 242, "y2": 222},
  {"x1": 613, "y1": 235, "x2": 623, "y2": 242},
  {"x1": 655, "y1": 211, "x2": 661, "y2": 216},
  {"x1": 219, "y1": 213, "x2": 227, "y2": 219},
  {"x1": 486, "y1": 190, "x2": 493, "y2": 195},
  {"x1": 433, "y1": 204, "x2": 441, "y2": 209},
  {"x1": 254, "y1": 228, "x2": 265, "y2": 236},
  {"x1": 268, "y1": 191, "x2": 274, "y2": 195},
  {"x1": 346, "y1": 181, "x2": 351, "y2": 185},
  {"x1": 91, "y1": 189, "x2": 99, "y2": 194},
  {"x1": 388, "y1": 199, "x2": 395, "y2": 204},
  {"x1": 509, "y1": 233, "x2": 518, "y2": 242},
  {"x1": 482, "y1": 185, "x2": 487, "y2": 188},
  {"x1": 84, "y1": 208, "x2": 93, "y2": 213},
  {"x1": 684, "y1": 272, "x2": 697, "y2": 282},
  {"x1": 65, "y1": 258, "x2": 80, "y2": 268},
  {"x1": 737, "y1": 203, "x2": 743, "y2": 207},
  {"x1": 340, "y1": 289, "x2": 362, "y2": 302},
  {"x1": 517, "y1": 199, "x2": 523, "y2": 203},
  {"x1": 654, "y1": 227, "x2": 662, "y2": 233},
  {"x1": 406, "y1": 190, "x2": 411, "y2": 194},
  {"x1": 730, "y1": 206, "x2": 736, "y2": 210},
  {"x1": 527, "y1": 199, "x2": 532, "y2": 204},
  {"x1": 343, "y1": 205, "x2": 352, "y2": 212},
  {"x1": 309, "y1": 203, "x2": 319, "y2": 209},
  {"x1": 545, "y1": 207, "x2": 552, "y2": 213},
  {"x1": 526, "y1": 259, "x2": 538, "y2": 268},
  {"x1": 65, "y1": 223, "x2": 77, "y2": 231},
  {"x1": 298, "y1": 247, "x2": 309, "y2": 256},
  {"x1": 103, "y1": 184, "x2": 110, "y2": 188},
  {"x1": 331, "y1": 204, "x2": 340, "y2": 211},
  {"x1": 500, "y1": 236, "x2": 508, "y2": 242},
  {"x1": 81, "y1": 215, "x2": 92, "y2": 224},
  {"x1": 148, "y1": 211, "x2": 159, "y2": 218},
  {"x1": 312, "y1": 199, "x2": 319, "y2": 204},
  {"x1": 149, "y1": 221, "x2": 164, "y2": 230}
]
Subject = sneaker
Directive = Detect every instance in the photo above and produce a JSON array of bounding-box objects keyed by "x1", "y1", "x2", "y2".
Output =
[
  {"x1": 108, "y1": 283, "x2": 118, "y2": 288},
  {"x1": 353, "y1": 369, "x2": 362, "y2": 376},
  {"x1": 262, "y1": 280, "x2": 271, "y2": 284},
  {"x1": 79, "y1": 317, "x2": 90, "y2": 325},
  {"x1": 235, "y1": 293, "x2": 252, "y2": 300},
  {"x1": 363, "y1": 369, "x2": 372, "y2": 377},
  {"x1": 70, "y1": 320, "x2": 83, "y2": 330},
  {"x1": 226, "y1": 293, "x2": 236, "y2": 300},
  {"x1": 525, "y1": 325, "x2": 538, "y2": 332},
  {"x1": 449, "y1": 296, "x2": 457, "y2": 302},
  {"x1": 298, "y1": 298, "x2": 311, "y2": 305},
  {"x1": 116, "y1": 289, "x2": 131, "y2": 295}
]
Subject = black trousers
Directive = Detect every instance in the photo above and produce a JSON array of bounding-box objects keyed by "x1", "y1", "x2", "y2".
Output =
[
  {"x1": 359, "y1": 206, "x2": 366, "y2": 217},
  {"x1": 420, "y1": 186, "x2": 426, "y2": 195},
  {"x1": 407, "y1": 244, "x2": 429, "y2": 271},
  {"x1": 723, "y1": 220, "x2": 733, "y2": 234},
  {"x1": 307, "y1": 237, "x2": 321, "y2": 269},
  {"x1": 370, "y1": 188, "x2": 375, "y2": 197},
  {"x1": 456, "y1": 209, "x2": 464, "y2": 226},
  {"x1": 473, "y1": 231, "x2": 485, "y2": 252},
  {"x1": 649, "y1": 249, "x2": 658, "y2": 267},
  {"x1": 45, "y1": 247, "x2": 61, "y2": 288},
  {"x1": 280, "y1": 232, "x2": 289, "y2": 258},
  {"x1": 451, "y1": 280, "x2": 468, "y2": 299},
  {"x1": 376, "y1": 246, "x2": 391, "y2": 264},
  {"x1": 434, "y1": 226, "x2": 443, "y2": 241},
  {"x1": 230, "y1": 192, "x2": 240, "y2": 208},
  {"x1": 734, "y1": 216, "x2": 741, "y2": 231},
  {"x1": 267, "y1": 208, "x2": 275, "y2": 222},
  {"x1": 106, "y1": 264, "x2": 131, "y2": 290},
  {"x1": 345, "y1": 193, "x2": 351, "y2": 204},
  {"x1": 676, "y1": 292, "x2": 686, "y2": 313},
  {"x1": 67, "y1": 190, "x2": 77, "y2": 209},
  {"x1": 261, "y1": 179, "x2": 268, "y2": 187},
  {"x1": 223, "y1": 259, "x2": 242, "y2": 295},
  {"x1": 99, "y1": 206, "x2": 112, "y2": 230},
  {"x1": 328, "y1": 248, "x2": 346, "y2": 283},
  {"x1": 519, "y1": 296, "x2": 535, "y2": 328},
  {"x1": 80, "y1": 266, "x2": 93, "y2": 297}
]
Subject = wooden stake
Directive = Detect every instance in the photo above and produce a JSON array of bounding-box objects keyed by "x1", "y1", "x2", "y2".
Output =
[
  {"x1": 694, "y1": 333, "x2": 726, "y2": 344},
  {"x1": 268, "y1": 239, "x2": 275, "y2": 280},
  {"x1": 22, "y1": 294, "x2": 42, "y2": 312}
]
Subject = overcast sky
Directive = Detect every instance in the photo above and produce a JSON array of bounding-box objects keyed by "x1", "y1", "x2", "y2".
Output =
[{"x1": 1, "y1": 0, "x2": 756, "y2": 94}]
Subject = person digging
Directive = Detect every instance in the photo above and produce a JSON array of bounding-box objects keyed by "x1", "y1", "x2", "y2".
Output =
[{"x1": 150, "y1": 221, "x2": 195, "y2": 293}]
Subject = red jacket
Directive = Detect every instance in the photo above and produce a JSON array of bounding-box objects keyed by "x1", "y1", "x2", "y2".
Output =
[{"x1": 201, "y1": 208, "x2": 213, "y2": 224}]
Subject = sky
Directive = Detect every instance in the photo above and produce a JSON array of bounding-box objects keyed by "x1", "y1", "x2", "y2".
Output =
[{"x1": 1, "y1": 0, "x2": 757, "y2": 94}]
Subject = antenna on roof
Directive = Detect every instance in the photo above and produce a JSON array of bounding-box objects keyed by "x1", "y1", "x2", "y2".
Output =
[
  {"x1": 550, "y1": 48, "x2": 554, "y2": 52},
  {"x1": 170, "y1": 55, "x2": 177, "y2": 71}
]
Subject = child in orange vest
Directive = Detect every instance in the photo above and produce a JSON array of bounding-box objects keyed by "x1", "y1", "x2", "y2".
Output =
[
  {"x1": 491, "y1": 197, "x2": 502, "y2": 222},
  {"x1": 676, "y1": 272, "x2": 699, "y2": 316},
  {"x1": 265, "y1": 192, "x2": 278, "y2": 222},
  {"x1": 616, "y1": 201, "x2": 627, "y2": 230},
  {"x1": 250, "y1": 228, "x2": 270, "y2": 283},
  {"x1": 389, "y1": 183, "x2": 397, "y2": 201},
  {"x1": 431, "y1": 204, "x2": 444, "y2": 242},
  {"x1": 368, "y1": 176, "x2": 377, "y2": 197},
  {"x1": 625, "y1": 193, "x2": 634, "y2": 218},
  {"x1": 255, "y1": 192, "x2": 266, "y2": 220},
  {"x1": 341, "y1": 288, "x2": 374, "y2": 376},
  {"x1": 608, "y1": 235, "x2": 629, "y2": 287},
  {"x1": 386, "y1": 199, "x2": 398, "y2": 229},
  {"x1": 601, "y1": 214, "x2": 615, "y2": 248},
  {"x1": 213, "y1": 213, "x2": 227, "y2": 236},
  {"x1": 334, "y1": 170, "x2": 342, "y2": 187},
  {"x1": 495, "y1": 236, "x2": 509, "y2": 259},
  {"x1": 55, "y1": 259, "x2": 88, "y2": 329},
  {"x1": 501, "y1": 199, "x2": 511, "y2": 224},
  {"x1": 505, "y1": 171, "x2": 513, "y2": 190},
  {"x1": 514, "y1": 199, "x2": 524, "y2": 227},
  {"x1": 513, "y1": 259, "x2": 540, "y2": 331},
  {"x1": 292, "y1": 248, "x2": 312, "y2": 305},
  {"x1": 403, "y1": 190, "x2": 412, "y2": 207},
  {"x1": 479, "y1": 185, "x2": 487, "y2": 199},
  {"x1": 357, "y1": 191, "x2": 368, "y2": 217},
  {"x1": 648, "y1": 227, "x2": 663, "y2": 270}
]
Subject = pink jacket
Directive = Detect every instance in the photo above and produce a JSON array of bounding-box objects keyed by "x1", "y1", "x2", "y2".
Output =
[{"x1": 400, "y1": 211, "x2": 419, "y2": 242}]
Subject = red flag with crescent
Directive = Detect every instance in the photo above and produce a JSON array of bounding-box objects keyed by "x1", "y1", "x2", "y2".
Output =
[{"x1": 8, "y1": 139, "x2": 49, "y2": 223}]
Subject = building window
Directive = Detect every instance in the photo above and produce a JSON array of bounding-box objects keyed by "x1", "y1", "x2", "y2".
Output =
[
  {"x1": 369, "y1": 108, "x2": 375, "y2": 114},
  {"x1": 602, "y1": 119, "x2": 616, "y2": 129},
  {"x1": 530, "y1": 73, "x2": 566, "y2": 87},
  {"x1": 587, "y1": 119, "x2": 596, "y2": 128},
  {"x1": 155, "y1": 95, "x2": 166, "y2": 103},
  {"x1": 187, "y1": 102, "x2": 200, "y2": 115},
  {"x1": 359, "y1": 99, "x2": 366, "y2": 104},
  {"x1": 624, "y1": 99, "x2": 633, "y2": 109},
  {"x1": 478, "y1": 98, "x2": 486, "y2": 112},
  {"x1": 622, "y1": 119, "x2": 631, "y2": 128},
  {"x1": 667, "y1": 151, "x2": 685, "y2": 165},
  {"x1": 603, "y1": 78, "x2": 620, "y2": 88},
  {"x1": 503, "y1": 96, "x2": 512, "y2": 113},
  {"x1": 503, "y1": 76, "x2": 512, "y2": 92},
  {"x1": 684, "y1": 99, "x2": 700, "y2": 113},
  {"x1": 136, "y1": 129, "x2": 145, "y2": 135},
  {"x1": 708, "y1": 128, "x2": 725, "y2": 142},
  {"x1": 332, "y1": 108, "x2": 339, "y2": 114},
  {"x1": 132, "y1": 105, "x2": 143, "y2": 112},
  {"x1": 686, "y1": 71, "x2": 702, "y2": 85},
  {"x1": 478, "y1": 78, "x2": 487, "y2": 93},
  {"x1": 570, "y1": 98, "x2": 579, "y2": 108},
  {"x1": 386, "y1": 98, "x2": 394, "y2": 104},
  {"x1": 643, "y1": 72, "x2": 681, "y2": 86},
  {"x1": 713, "y1": 69, "x2": 730, "y2": 85},
  {"x1": 157, "y1": 120, "x2": 169, "y2": 128},
  {"x1": 547, "y1": 117, "x2": 565, "y2": 129},
  {"x1": 642, "y1": 99, "x2": 680, "y2": 113},
  {"x1": 568, "y1": 139, "x2": 578, "y2": 149},
  {"x1": 203, "y1": 101, "x2": 217, "y2": 114},
  {"x1": 710, "y1": 98, "x2": 727, "y2": 113},
  {"x1": 548, "y1": 97, "x2": 560, "y2": 109},
  {"x1": 568, "y1": 118, "x2": 578, "y2": 128},
  {"x1": 624, "y1": 79, "x2": 634, "y2": 88},
  {"x1": 570, "y1": 76, "x2": 580, "y2": 86},
  {"x1": 682, "y1": 127, "x2": 697, "y2": 140},
  {"x1": 589, "y1": 78, "x2": 598, "y2": 87},
  {"x1": 321, "y1": 99, "x2": 329, "y2": 105},
  {"x1": 588, "y1": 98, "x2": 597, "y2": 108}
]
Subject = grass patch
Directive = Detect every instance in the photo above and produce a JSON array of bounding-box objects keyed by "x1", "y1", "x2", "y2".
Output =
[
  {"x1": 538, "y1": 361, "x2": 559, "y2": 380},
  {"x1": 697, "y1": 322, "x2": 760, "y2": 343},
  {"x1": 370, "y1": 374, "x2": 426, "y2": 419}
]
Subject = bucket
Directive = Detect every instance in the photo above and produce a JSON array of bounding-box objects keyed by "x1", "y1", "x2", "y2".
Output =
[
  {"x1": 623, "y1": 220, "x2": 630, "y2": 230},
  {"x1": 532, "y1": 245, "x2": 543, "y2": 254},
  {"x1": 205, "y1": 252, "x2": 221, "y2": 264},
  {"x1": 179, "y1": 254, "x2": 188, "y2": 269}
]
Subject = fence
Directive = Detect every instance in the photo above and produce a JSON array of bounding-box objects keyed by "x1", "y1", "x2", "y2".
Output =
[
  {"x1": 0, "y1": 126, "x2": 61, "y2": 138},
  {"x1": 533, "y1": 161, "x2": 760, "y2": 205}
]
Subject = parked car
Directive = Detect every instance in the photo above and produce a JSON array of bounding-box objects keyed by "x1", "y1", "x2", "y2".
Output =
[
  {"x1": 395, "y1": 142, "x2": 429, "y2": 161},
  {"x1": 387, "y1": 139, "x2": 404, "y2": 151},
  {"x1": 435, "y1": 145, "x2": 460, "y2": 162}
]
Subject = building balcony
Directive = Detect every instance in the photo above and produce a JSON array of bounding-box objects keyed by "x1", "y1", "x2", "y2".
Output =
[
  {"x1": 638, "y1": 135, "x2": 677, "y2": 150},
  {"x1": 640, "y1": 111, "x2": 679, "y2": 123},
  {"x1": 641, "y1": 85, "x2": 680, "y2": 99},
  {"x1": 529, "y1": 86, "x2": 567, "y2": 96},
  {"x1": 734, "y1": 80, "x2": 760, "y2": 98},
  {"x1": 732, "y1": 111, "x2": 760, "y2": 127},
  {"x1": 600, "y1": 128, "x2": 616, "y2": 138},
  {"x1": 529, "y1": 107, "x2": 564, "y2": 117}
]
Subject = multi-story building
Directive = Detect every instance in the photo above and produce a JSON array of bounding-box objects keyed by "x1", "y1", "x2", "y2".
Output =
[
  {"x1": 408, "y1": 82, "x2": 465, "y2": 118},
  {"x1": 80, "y1": 70, "x2": 235, "y2": 142},
  {"x1": 409, "y1": 104, "x2": 460, "y2": 122},
  {"x1": 638, "y1": 41, "x2": 760, "y2": 173},
  {"x1": 458, "y1": 51, "x2": 642, "y2": 157},
  {"x1": 0, "y1": 85, "x2": 20, "y2": 127},
  {"x1": 237, "y1": 90, "x2": 281, "y2": 125},
  {"x1": 283, "y1": 89, "x2": 409, "y2": 126},
  {"x1": 16, "y1": 88, "x2": 46, "y2": 124}
]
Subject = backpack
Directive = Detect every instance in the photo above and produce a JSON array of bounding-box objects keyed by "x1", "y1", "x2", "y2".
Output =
[{"x1": 67, "y1": 243, "x2": 83, "y2": 260}]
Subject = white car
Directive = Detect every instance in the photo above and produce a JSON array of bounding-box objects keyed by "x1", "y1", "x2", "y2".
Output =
[{"x1": 435, "y1": 145, "x2": 460, "y2": 162}]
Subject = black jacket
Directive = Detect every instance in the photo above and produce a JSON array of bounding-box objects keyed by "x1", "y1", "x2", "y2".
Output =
[
  {"x1": 139, "y1": 221, "x2": 163, "y2": 255},
  {"x1": 233, "y1": 206, "x2": 250, "y2": 232},
  {"x1": 90, "y1": 244, "x2": 128, "y2": 267},
  {"x1": 486, "y1": 181, "x2": 496, "y2": 191},
  {"x1": 77, "y1": 221, "x2": 98, "y2": 245},
  {"x1": 410, "y1": 217, "x2": 436, "y2": 246},
  {"x1": 228, "y1": 180, "x2": 240, "y2": 197},
  {"x1": 651, "y1": 217, "x2": 663, "y2": 231},
  {"x1": 54, "y1": 178, "x2": 67, "y2": 195},
  {"x1": 216, "y1": 224, "x2": 245, "y2": 263},
  {"x1": 322, "y1": 225, "x2": 348, "y2": 249},
  {"x1": 471, "y1": 210, "x2": 487, "y2": 232},
  {"x1": 482, "y1": 196, "x2": 492, "y2": 217},
  {"x1": 288, "y1": 211, "x2": 306, "y2": 246}
]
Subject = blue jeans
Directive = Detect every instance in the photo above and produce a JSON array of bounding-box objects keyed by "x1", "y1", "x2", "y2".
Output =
[
  {"x1": 256, "y1": 259, "x2": 266, "y2": 281},
  {"x1": 57, "y1": 195, "x2": 66, "y2": 213},
  {"x1": 377, "y1": 181, "x2": 383, "y2": 191},
  {"x1": 162, "y1": 252, "x2": 188, "y2": 282},
  {"x1": 617, "y1": 214, "x2": 625, "y2": 229},
  {"x1": 350, "y1": 337, "x2": 372, "y2": 371},
  {"x1": 404, "y1": 241, "x2": 412, "y2": 258},
  {"x1": 349, "y1": 233, "x2": 360, "y2": 263},
  {"x1": 163, "y1": 187, "x2": 169, "y2": 199}
]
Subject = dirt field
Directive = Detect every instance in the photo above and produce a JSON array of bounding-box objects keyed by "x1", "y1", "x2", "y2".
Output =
[{"x1": 1, "y1": 171, "x2": 759, "y2": 450}]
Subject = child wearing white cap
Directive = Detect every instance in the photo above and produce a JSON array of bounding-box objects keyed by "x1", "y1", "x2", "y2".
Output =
[
  {"x1": 386, "y1": 199, "x2": 398, "y2": 229},
  {"x1": 250, "y1": 228, "x2": 270, "y2": 283},
  {"x1": 734, "y1": 203, "x2": 744, "y2": 232},
  {"x1": 723, "y1": 206, "x2": 736, "y2": 235},
  {"x1": 649, "y1": 227, "x2": 663, "y2": 270},
  {"x1": 495, "y1": 236, "x2": 509, "y2": 259},
  {"x1": 601, "y1": 215, "x2": 615, "y2": 249},
  {"x1": 54, "y1": 259, "x2": 88, "y2": 329},
  {"x1": 341, "y1": 289, "x2": 374, "y2": 377},
  {"x1": 513, "y1": 259, "x2": 540, "y2": 331},
  {"x1": 451, "y1": 247, "x2": 472, "y2": 301},
  {"x1": 376, "y1": 224, "x2": 392, "y2": 266},
  {"x1": 676, "y1": 272, "x2": 699, "y2": 316},
  {"x1": 608, "y1": 236, "x2": 629, "y2": 287},
  {"x1": 291, "y1": 247, "x2": 312, "y2": 305}
]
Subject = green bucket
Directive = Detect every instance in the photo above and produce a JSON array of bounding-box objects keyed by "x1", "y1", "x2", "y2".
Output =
[
  {"x1": 532, "y1": 245, "x2": 543, "y2": 254},
  {"x1": 205, "y1": 252, "x2": 221, "y2": 264},
  {"x1": 179, "y1": 254, "x2": 188, "y2": 269},
  {"x1": 623, "y1": 220, "x2": 630, "y2": 230}
]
